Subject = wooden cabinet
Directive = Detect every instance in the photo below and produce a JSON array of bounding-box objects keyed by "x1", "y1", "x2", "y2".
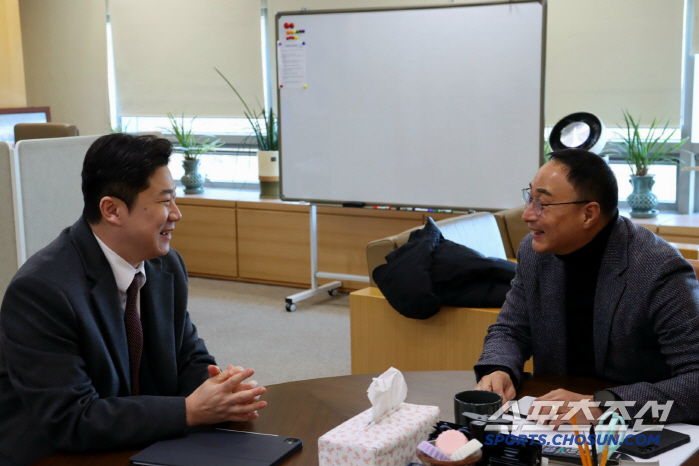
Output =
[
  {"x1": 317, "y1": 207, "x2": 427, "y2": 289},
  {"x1": 169, "y1": 205, "x2": 237, "y2": 277},
  {"x1": 656, "y1": 215, "x2": 699, "y2": 245},
  {"x1": 171, "y1": 188, "x2": 460, "y2": 289},
  {"x1": 237, "y1": 203, "x2": 311, "y2": 285}
]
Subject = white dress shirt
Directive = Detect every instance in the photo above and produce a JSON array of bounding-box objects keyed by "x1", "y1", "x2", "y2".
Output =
[{"x1": 93, "y1": 233, "x2": 147, "y2": 315}]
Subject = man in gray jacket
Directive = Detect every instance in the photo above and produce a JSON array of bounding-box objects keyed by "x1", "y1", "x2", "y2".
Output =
[{"x1": 475, "y1": 149, "x2": 699, "y2": 425}]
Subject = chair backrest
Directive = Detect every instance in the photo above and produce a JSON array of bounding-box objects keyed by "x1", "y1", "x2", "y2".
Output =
[
  {"x1": 14, "y1": 123, "x2": 79, "y2": 143},
  {"x1": 493, "y1": 205, "x2": 528, "y2": 258},
  {"x1": 366, "y1": 212, "x2": 507, "y2": 286},
  {"x1": 14, "y1": 135, "x2": 102, "y2": 263},
  {"x1": 0, "y1": 142, "x2": 18, "y2": 298}
]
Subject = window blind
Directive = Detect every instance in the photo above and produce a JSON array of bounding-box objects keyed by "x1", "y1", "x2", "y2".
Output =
[
  {"x1": 269, "y1": 0, "x2": 684, "y2": 128},
  {"x1": 545, "y1": 0, "x2": 683, "y2": 128},
  {"x1": 109, "y1": 0, "x2": 263, "y2": 118},
  {"x1": 693, "y1": 0, "x2": 699, "y2": 54}
]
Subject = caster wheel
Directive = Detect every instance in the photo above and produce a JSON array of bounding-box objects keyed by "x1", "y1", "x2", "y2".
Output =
[
  {"x1": 286, "y1": 303, "x2": 296, "y2": 312},
  {"x1": 328, "y1": 289, "x2": 339, "y2": 297}
]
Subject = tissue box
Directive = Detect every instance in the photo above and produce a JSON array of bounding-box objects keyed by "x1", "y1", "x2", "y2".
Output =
[{"x1": 318, "y1": 402, "x2": 440, "y2": 466}]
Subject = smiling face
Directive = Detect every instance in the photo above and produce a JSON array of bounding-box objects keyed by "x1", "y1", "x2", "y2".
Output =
[
  {"x1": 117, "y1": 166, "x2": 182, "y2": 265},
  {"x1": 522, "y1": 161, "x2": 599, "y2": 255}
]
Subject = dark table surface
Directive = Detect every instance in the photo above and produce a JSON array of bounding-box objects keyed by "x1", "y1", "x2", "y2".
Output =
[{"x1": 32, "y1": 371, "x2": 699, "y2": 466}]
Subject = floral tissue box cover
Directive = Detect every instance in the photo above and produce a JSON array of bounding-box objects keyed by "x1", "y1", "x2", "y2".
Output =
[{"x1": 318, "y1": 402, "x2": 440, "y2": 466}]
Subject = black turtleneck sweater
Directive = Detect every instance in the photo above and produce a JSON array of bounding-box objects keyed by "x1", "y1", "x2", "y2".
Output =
[{"x1": 555, "y1": 213, "x2": 618, "y2": 377}]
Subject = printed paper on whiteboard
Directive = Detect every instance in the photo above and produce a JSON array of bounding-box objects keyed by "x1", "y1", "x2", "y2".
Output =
[{"x1": 278, "y1": 42, "x2": 307, "y2": 89}]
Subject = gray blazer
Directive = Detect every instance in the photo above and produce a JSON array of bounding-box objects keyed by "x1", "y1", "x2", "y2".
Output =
[
  {"x1": 0, "y1": 217, "x2": 215, "y2": 466},
  {"x1": 475, "y1": 216, "x2": 699, "y2": 423}
]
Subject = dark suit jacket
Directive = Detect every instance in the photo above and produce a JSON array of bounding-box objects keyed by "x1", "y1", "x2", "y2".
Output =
[
  {"x1": 0, "y1": 217, "x2": 215, "y2": 466},
  {"x1": 373, "y1": 217, "x2": 516, "y2": 319},
  {"x1": 475, "y1": 216, "x2": 699, "y2": 423}
]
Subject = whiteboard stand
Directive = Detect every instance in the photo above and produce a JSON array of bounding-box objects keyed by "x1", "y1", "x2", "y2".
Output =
[{"x1": 284, "y1": 204, "x2": 369, "y2": 312}]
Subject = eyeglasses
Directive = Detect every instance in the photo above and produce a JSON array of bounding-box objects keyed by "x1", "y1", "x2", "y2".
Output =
[{"x1": 522, "y1": 188, "x2": 591, "y2": 217}]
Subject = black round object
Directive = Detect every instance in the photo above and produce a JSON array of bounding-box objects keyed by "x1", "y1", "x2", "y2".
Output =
[{"x1": 549, "y1": 112, "x2": 604, "y2": 152}]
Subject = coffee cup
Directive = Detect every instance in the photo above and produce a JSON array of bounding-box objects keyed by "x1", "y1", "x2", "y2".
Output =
[{"x1": 453, "y1": 390, "x2": 502, "y2": 426}]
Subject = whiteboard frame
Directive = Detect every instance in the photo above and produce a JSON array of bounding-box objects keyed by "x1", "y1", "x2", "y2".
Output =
[{"x1": 275, "y1": 0, "x2": 546, "y2": 211}]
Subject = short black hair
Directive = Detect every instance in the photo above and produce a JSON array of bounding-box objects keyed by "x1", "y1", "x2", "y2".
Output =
[
  {"x1": 82, "y1": 133, "x2": 173, "y2": 224},
  {"x1": 548, "y1": 148, "x2": 618, "y2": 219}
]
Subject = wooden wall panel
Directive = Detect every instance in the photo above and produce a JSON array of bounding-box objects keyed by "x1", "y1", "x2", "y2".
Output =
[
  {"x1": 170, "y1": 205, "x2": 237, "y2": 277},
  {"x1": 0, "y1": 0, "x2": 26, "y2": 107}
]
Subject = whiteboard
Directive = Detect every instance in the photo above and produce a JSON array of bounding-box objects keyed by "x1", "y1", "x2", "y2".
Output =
[{"x1": 277, "y1": 1, "x2": 544, "y2": 210}]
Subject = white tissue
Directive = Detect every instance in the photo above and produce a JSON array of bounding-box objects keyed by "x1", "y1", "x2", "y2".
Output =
[{"x1": 367, "y1": 367, "x2": 408, "y2": 423}]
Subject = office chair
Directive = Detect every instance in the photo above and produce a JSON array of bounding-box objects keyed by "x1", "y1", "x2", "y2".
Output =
[{"x1": 14, "y1": 123, "x2": 79, "y2": 143}]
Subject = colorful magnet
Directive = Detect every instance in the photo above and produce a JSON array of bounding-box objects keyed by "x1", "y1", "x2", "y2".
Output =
[
  {"x1": 280, "y1": 84, "x2": 284, "y2": 88},
  {"x1": 284, "y1": 22, "x2": 290, "y2": 28},
  {"x1": 290, "y1": 23, "x2": 294, "y2": 28},
  {"x1": 303, "y1": 84, "x2": 307, "y2": 89}
]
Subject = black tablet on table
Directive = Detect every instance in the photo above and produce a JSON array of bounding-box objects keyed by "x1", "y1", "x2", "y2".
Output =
[{"x1": 129, "y1": 429, "x2": 302, "y2": 466}]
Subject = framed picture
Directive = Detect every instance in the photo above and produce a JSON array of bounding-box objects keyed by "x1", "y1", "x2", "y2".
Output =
[{"x1": 0, "y1": 107, "x2": 51, "y2": 144}]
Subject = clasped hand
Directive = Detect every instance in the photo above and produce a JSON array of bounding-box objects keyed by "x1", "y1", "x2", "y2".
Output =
[{"x1": 185, "y1": 365, "x2": 267, "y2": 426}]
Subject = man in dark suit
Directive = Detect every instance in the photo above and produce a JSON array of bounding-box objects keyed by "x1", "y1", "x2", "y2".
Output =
[
  {"x1": 474, "y1": 149, "x2": 699, "y2": 425},
  {"x1": 0, "y1": 134, "x2": 267, "y2": 466}
]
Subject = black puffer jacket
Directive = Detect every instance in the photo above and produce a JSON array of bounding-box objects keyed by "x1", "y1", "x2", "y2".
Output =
[{"x1": 373, "y1": 217, "x2": 516, "y2": 319}]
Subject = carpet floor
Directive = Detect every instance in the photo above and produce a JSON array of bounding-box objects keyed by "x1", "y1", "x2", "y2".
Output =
[{"x1": 186, "y1": 277, "x2": 351, "y2": 386}]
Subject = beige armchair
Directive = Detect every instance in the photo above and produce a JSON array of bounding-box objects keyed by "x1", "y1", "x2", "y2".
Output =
[
  {"x1": 365, "y1": 211, "x2": 511, "y2": 287},
  {"x1": 353, "y1": 207, "x2": 533, "y2": 375},
  {"x1": 493, "y1": 205, "x2": 528, "y2": 258}
]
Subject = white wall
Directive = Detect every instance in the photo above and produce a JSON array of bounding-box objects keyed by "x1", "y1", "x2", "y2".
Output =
[{"x1": 19, "y1": 0, "x2": 110, "y2": 135}]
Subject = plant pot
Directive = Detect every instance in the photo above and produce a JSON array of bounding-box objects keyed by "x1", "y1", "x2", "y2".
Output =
[
  {"x1": 181, "y1": 159, "x2": 204, "y2": 194},
  {"x1": 258, "y1": 150, "x2": 280, "y2": 199},
  {"x1": 627, "y1": 174, "x2": 658, "y2": 218}
]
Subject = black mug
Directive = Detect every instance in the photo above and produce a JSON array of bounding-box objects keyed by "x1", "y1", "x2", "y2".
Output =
[{"x1": 453, "y1": 390, "x2": 503, "y2": 425}]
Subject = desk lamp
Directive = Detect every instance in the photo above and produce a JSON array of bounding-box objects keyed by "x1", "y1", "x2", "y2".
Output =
[{"x1": 549, "y1": 112, "x2": 608, "y2": 154}]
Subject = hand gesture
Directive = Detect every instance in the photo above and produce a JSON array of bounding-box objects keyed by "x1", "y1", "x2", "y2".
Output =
[
  {"x1": 185, "y1": 366, "x2": 267, "y2": 426},
  {"x1": 474, "y1": 371, "x2": 516, "y2": 403},
  {"x1": 529, "y1": 389, "x2": 601, "y2": 427}
]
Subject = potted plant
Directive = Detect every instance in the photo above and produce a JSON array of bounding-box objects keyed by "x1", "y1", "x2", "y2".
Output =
[
  {"x1": 167, "y1": 112, "x2": 223, "y2": 194},
  {"x1": 215, "y1": 68, "x2": 279, "y2": 199},
  {"x1": 614, "y1": 109, "x2": 688, "y2": 218}
]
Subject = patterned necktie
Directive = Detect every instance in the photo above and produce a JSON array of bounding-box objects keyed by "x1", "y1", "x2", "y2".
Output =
[{"x1": 125, "y1": 272, "x2": 143, "y2": 396}]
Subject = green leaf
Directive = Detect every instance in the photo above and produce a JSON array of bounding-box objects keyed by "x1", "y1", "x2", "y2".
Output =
[
  {"x1": 215, "y1": 67, "x2": 278, "y2": 151},
  {"x1": 614, "y1": 109, "x2": 687, "y2": 177},
  {"x1": 165, "y1": 112, "x2": 224, "y2": 160}
]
